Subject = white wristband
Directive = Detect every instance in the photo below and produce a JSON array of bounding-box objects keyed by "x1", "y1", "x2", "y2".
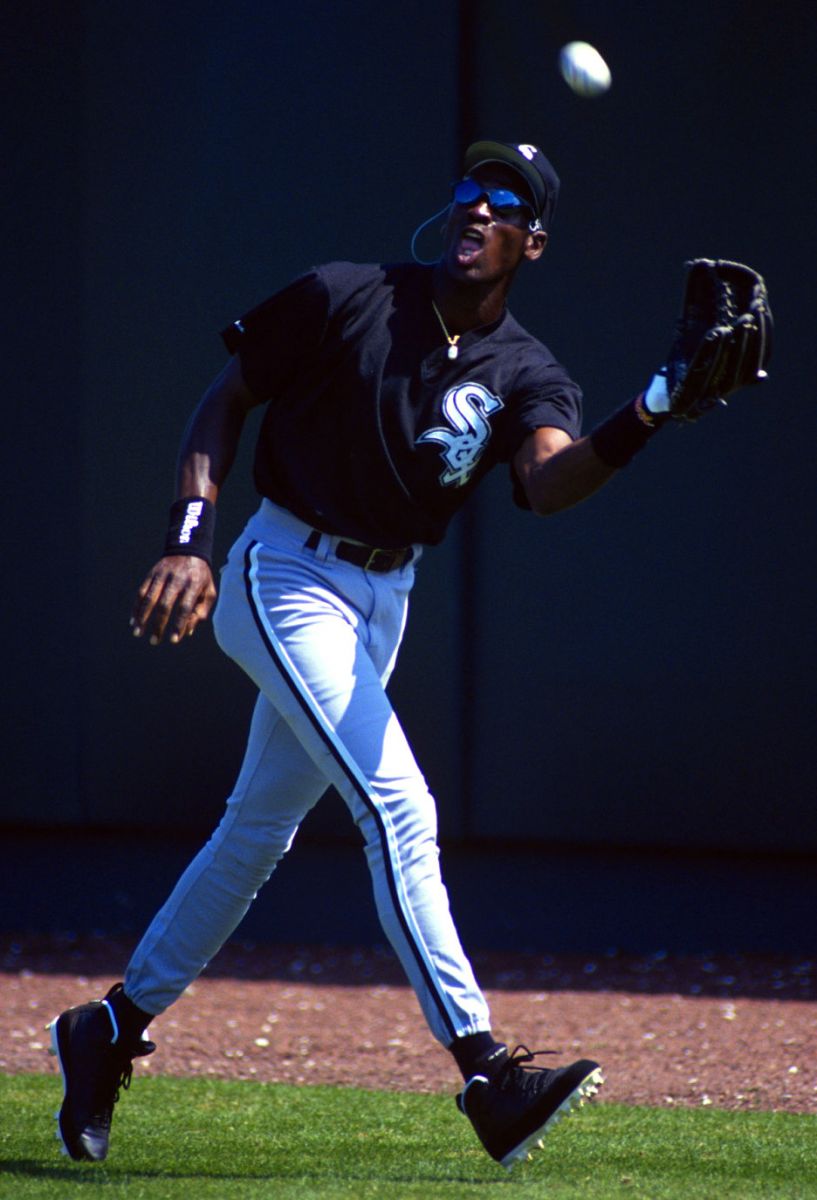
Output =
[{"x1": 644, "y1": 370, "x2": 670, "y2": 414}]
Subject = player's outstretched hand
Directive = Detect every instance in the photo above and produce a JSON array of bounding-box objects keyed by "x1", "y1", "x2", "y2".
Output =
[{"x1": 130, "y1": 556, "x2": 217, "y2": 646}]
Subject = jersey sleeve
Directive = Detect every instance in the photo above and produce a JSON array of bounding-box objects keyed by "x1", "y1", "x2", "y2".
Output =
[
  {"x1": 220, "y1": 269, "x2": 330, "y2": 400},
  {"x1": 510, "y1": 380, "x2": 583, "y2": 444}
]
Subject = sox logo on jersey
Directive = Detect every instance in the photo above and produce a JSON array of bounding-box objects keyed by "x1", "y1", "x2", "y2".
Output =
[{"x1": 416, "y1": 381, "x2": 504, "y2": 487}]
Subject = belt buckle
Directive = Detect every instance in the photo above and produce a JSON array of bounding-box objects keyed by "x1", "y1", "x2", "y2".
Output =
[{"x1": 364, "y1": 547, "x2": 387, "y2": 572}]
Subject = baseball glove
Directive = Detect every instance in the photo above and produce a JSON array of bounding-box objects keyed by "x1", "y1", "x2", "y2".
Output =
[{"x1": 665, "y1": 258, "x2": 773, "y2": 421}]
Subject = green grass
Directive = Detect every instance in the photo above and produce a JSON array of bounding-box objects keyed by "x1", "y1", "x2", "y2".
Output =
[{"x1": 1, "y1": 1073, "x2": 815, "y2": 1199}]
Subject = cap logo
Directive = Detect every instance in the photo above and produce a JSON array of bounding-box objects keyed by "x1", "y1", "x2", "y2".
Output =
[{"x1": 516, "y1": 144, "x2": 537, "y2": 161}]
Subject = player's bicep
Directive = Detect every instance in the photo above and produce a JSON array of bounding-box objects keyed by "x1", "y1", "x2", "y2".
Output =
[{"x1": 219, "y1": 353, "x2": 265, "y2": 412}]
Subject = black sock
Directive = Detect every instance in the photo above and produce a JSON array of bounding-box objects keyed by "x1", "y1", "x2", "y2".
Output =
[
  {"x1": 449, "y1": 1032, "x2": 506, "y2": 1081},
  {"x1": 106, "y1": 982, "x2": 154, "y2": 1041}
]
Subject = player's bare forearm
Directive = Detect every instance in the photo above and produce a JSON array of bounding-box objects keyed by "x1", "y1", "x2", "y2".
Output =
[
  {"x1": 175, "y1": 356, "x2": 261, "y2": 502},
  {"x1": 131, "y1": 357, "x2": 260, "y2": 644},
  {"x1": 514, "y1": 427, "x2": 617, "y2": 516}
]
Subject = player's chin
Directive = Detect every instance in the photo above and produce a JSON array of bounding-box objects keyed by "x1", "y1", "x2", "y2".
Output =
[{"x1": 442, "y1": 248, "x2": 488, "y2": 282}]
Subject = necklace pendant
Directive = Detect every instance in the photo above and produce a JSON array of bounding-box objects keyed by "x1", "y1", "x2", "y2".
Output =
[{"x1": 447, "y1": 344, "x2": 459, "y2": 360}]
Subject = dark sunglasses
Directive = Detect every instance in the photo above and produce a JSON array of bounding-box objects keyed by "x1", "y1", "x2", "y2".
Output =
[{"x1": 451, "y1": 176, "x2": 536, "y2": 220}]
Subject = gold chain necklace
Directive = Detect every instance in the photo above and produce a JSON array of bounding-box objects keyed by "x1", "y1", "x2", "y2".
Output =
[{"x1": 431, "y1": 301, "x2": 461, "y2": 360}]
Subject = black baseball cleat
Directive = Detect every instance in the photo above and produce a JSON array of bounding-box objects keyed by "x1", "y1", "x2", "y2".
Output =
[
  {"x1": 456, "y1": 1044, "x2": 603, "y2": 1169},
  {"x1": 47, "y1": 983, "x2": 155, "y2": 1162}
]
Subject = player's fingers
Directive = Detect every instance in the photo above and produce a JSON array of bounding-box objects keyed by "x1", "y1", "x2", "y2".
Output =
[
  {"x1": 183, "y1": 586, "x2": 217, "y2": 639},
  {"x1": 144, "y1": 578, "x2": 188, "y2": 645},
  {"x1": 132, "y1": 567, "x2": 190, "y2": 644},
  {"x1": 131, "y1": 569, "x2": 176, "y2": 636},
  {"x1": 182, "y1": 608, "x2": 205, "y2": 640},
  {"x1": 167, "y1": 570, "x2": 217, "y2": 644},
  {"x1": 166, "y1": 588, "x2": 197, "y2": 644}
]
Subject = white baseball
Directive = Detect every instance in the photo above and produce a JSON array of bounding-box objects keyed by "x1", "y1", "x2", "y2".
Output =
[{"x1": 558, "y1": 41, "x2": 612, "y2": 98}]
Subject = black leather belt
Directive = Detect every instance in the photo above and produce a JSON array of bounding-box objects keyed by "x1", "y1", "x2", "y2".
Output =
[{"x1": 304, "y1": 529, "x2": 413, "y2": 573}]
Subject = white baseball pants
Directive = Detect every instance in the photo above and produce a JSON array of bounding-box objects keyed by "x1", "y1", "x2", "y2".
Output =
[{"x1": 124, "y1": 499, "x2": 491, "y2": 1046}]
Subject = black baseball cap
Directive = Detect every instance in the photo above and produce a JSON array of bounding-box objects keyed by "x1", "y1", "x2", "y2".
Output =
[{"x1": 463, "y1": 141, "x2": 560, "y2": 232}]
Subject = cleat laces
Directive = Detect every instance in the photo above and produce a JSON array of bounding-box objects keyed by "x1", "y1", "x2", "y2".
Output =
[
  {"x1": 92, "y1": 1038, "x2": 155, "y2": 1127},
  {"x1": 494, "y1": 1045, "x2": 556, "y2": 1090}
]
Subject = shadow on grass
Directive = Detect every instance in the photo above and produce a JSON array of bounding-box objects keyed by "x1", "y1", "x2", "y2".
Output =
[
  {"x1": 6, "y1": 1147, "x2": 498, "y2": 1191},
  {"x1": 0, "y1": 1157, "x2": 494, "y2": 1188}
]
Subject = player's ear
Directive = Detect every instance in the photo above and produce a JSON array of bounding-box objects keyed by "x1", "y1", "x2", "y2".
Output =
[{"x1": 525, "y1": 229, "x2": 548, "y2": 261}]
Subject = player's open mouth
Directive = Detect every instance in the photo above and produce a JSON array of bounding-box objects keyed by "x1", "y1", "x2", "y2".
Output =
[{"x1": 454, "y1": 227, "x2": 486, "y2": 264}]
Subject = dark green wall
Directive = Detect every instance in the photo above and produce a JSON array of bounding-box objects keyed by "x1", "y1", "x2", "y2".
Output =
[
  {"x1": 4, "y1": 1, "x2": 816, "y2": 852},
  {"x1": 461, "y1": 0, "x2": 817, "y2": 851}
]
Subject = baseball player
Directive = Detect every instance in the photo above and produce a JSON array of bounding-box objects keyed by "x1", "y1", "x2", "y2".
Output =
[{"x1": 47, "y1": 141, "x2": 771, "y2": 1170}]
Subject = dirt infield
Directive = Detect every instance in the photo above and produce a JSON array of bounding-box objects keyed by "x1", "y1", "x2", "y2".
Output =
[{"x1": 3, "y1": 935, "x2": 815, "y2": 1112}]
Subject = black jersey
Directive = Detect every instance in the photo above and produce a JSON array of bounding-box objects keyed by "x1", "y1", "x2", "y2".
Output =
[{"x1": 222, "y1": 262, "x2": 582, "y2": 548}]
